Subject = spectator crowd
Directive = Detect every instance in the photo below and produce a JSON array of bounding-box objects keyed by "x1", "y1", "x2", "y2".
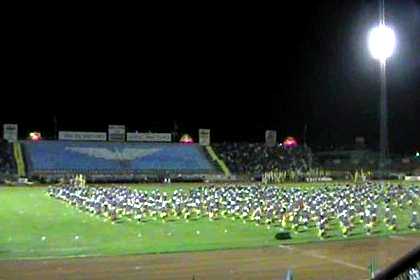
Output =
[
  {"x1": 0, "y1": 140, "x2": 17, "y2": 182},
  {"x1": 213, "y1": 142, "x2": 313, "y2": 176}
]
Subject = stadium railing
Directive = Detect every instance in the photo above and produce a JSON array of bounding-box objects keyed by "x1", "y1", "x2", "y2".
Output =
[
  {"x1": 373, "y1": 245, "x2": 420, "y2": 280},
  {"x1": 13, "y1": 142, "x2": 26, "y2": 177},
  {"x1": 206, "y1": 145, "x2": 231, "y2": 176}
]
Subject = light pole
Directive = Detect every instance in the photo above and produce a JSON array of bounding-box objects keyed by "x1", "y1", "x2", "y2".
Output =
[{"x1": 368, "y1": 0, "x2": 396, "y2": 171}]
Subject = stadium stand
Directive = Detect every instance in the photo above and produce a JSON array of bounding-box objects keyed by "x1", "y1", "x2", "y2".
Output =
[
  {"x1": 205, "y1": 145, "x2": 231, "y2": 176},
  {"x1": 212, "y1": 142, "x2": 313, "y2": 175},
  {"x1": 315, "y1": 149, "x2": 379, "y2": 170},
  {"x1": 22, "y1": 141, "x2": 220, "y2": 180},
  {"x1": 13, "y1": 142, "x2": 26, "y2": 177},
  {"x1": 0, "y1": 140, "x2": 17, "y2": 179}
]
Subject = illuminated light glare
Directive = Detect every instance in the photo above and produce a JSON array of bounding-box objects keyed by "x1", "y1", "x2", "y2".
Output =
[
  {"x1": 29, "y1": 132, "x2": 42, "y2": 141},
  {"x1": 416, "y1": 152, "x2": 419, "y2": 157},
  {"x1": 283, "y1": 137, "x2": 298, "y2": 149},
  {"x1": 368, "y1": 24, "x2": 396, "y2": 62},
  {"x1": 180, "y1": 134, "x2": 194, "y2": 144}
]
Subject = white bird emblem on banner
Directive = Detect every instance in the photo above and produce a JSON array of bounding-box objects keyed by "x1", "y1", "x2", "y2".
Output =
[{"x1": 65, "y1": 147, "x2": 161, "y2": 161}]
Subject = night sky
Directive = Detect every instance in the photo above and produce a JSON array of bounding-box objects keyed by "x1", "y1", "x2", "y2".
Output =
[{"x1": 2, "y1": 1, "x2": 420, "y2": 153}]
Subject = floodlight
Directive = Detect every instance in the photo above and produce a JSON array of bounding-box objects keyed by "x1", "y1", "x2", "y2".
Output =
[{"x1": 368, "y1": 24, "x2": 396, "y2": 62}]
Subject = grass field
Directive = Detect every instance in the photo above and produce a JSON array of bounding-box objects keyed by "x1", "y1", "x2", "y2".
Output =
[{"x1": 0, "y1": 182, "x2": 419, "y2": 261}]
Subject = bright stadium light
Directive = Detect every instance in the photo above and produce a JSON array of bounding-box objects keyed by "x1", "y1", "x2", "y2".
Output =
[
  {"x1": 368, "y1": 24, "x2": 396, "y2": 62},
  {"x1": 368, "y1": 0, "x2": 396, "y2": 172}
]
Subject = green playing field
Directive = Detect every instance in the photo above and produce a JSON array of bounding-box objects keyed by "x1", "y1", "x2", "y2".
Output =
[{"x1": 0, "y1": 182, "x2": 418, "y2": 260}]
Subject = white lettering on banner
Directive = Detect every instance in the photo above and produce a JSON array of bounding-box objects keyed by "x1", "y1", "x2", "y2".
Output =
[
  {"x1": 108, "y1": 125, "x2": 125, "y2": 134},
  {"x1": 355, "y1": 137, "x2": 365, "y2": 145},
  {"x1": 126, "y1": 133, "x2": 171, "y2": 142},
  {"x1": 3, "y1": 124, "x2": 18, "y2": 142},
  {"x1": 305, "y1": 177, "x2": 333, "y2": 182},
  {"x1": 108, "y1": 134, "x2": 125, "y2": 141},
  {"x1": 401, "y1": 158, "x2": 410, "y2": 164},
  {"x1": 265, "y1": 130, "x2": 277, "y2": 147},
  {"x1": 199, "y1": 129, "x2": 210, "y2": 146},
  {"x1": 404, "y1": 176, "x2": 420, "y2": 181},
  {"x1": 108, "y1": 125, "x2": 126, "y2": 142},
  {"x1": 58, "y1": 131, "x2": 107, "y2": 141}
]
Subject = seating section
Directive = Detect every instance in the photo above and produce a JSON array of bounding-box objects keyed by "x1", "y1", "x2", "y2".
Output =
[
  {"x1": 0, "y1": 141, "x2": 16, "y2": 175},
  {"x1": 212, "y1": 142, "x2": 313, "y2": 175},
  {"x1": 22, "y1": 141, "x2": 218, "y2": 174}
]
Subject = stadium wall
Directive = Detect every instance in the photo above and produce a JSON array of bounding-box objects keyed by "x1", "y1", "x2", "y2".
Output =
[{"x1": 21, "y1": 140, "x2": 223, "y2": 182}]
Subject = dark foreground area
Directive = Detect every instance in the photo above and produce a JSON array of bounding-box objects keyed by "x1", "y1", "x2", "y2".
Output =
[{"x1": 1, "y1": 234, "x2": 418, "y2": 280}]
